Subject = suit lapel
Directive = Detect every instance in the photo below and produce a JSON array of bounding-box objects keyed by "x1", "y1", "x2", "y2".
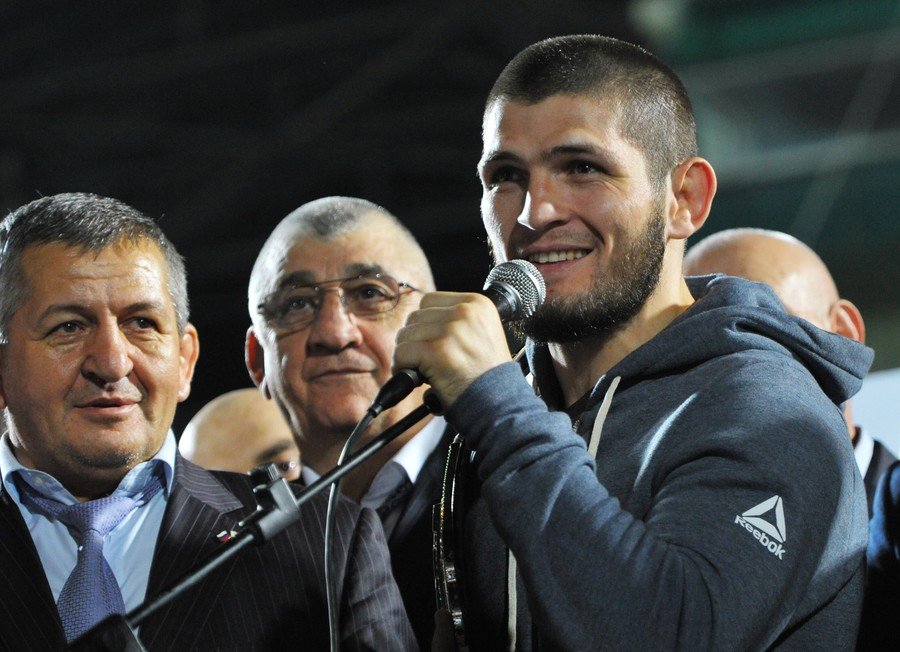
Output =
[
  {"x1": 0, "y1": 486, "x2": 66, "y2": 650},
  {"x1": 390, "y1": 425, "x2": 454, "y2": 547},
  {"x1": 139, "y1": 455, "x2": 245, "y2": 645}
]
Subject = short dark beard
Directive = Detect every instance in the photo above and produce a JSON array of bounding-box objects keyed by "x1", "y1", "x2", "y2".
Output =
[{"x1": 512, "y1": 205, "x2": 666, "y2": 346}]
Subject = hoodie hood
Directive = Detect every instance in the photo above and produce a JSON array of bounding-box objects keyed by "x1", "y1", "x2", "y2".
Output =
[{"x1": 527, "y1": 274, "x2": 873, "y2": 410}]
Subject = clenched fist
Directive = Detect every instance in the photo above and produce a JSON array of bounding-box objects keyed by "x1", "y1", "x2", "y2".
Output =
[{"x1": 394, "y1": 291, "x2": 513, "y2": 409}]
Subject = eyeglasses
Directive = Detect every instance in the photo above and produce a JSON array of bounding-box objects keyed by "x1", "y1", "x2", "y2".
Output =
[
  {"x1": 256, "y1": 273, "x2": 421, "y2": 333},
  {"x1": 274, "y1": 460, "x2": 299, "y2": 477}
]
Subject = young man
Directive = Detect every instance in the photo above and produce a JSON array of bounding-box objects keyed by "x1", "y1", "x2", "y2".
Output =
[
  {"x1": 0, "y1": 193, "x2": 413, "y2": 649},
  {"x1": 246, "y1": 196, "x2": 452, "y2": 648},
  {"x1": 396, "y1": 36, "x2": 872, "y2": 649}
]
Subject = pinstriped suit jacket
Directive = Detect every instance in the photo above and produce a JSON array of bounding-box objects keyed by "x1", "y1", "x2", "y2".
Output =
[{"x1": 0, "y1": 455, "x2": 416, "y2": 651}]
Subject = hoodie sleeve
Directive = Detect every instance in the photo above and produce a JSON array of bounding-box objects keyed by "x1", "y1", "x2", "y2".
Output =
[{"x1": 447, "y1": 360, "x2": 867, "y2": 650}]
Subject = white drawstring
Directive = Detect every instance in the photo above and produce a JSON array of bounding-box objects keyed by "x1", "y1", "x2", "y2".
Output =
[
  {"x1": 588, "y1": 376, "x2": 621, "y2": 457},
  {"x1": 506, "y1": 551, "x2": 518, "y2": 651},
  {"x1": 506, "y1": 375, "x2": 622, "y2": 650}
]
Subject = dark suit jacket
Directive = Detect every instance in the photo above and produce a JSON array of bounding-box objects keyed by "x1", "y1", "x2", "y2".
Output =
[
  {"x1": 387, "y1": 425, "x2": 454, "y2": 651},
  {"x1": 859, "y1": 460, "x2": 900, "y2": 648},
  {"x1": 863, "y1": 433, "x2": 898, "y2": 516},
  {"x1": 0, "y1": 455, "x2": 415, "y2": 651}
]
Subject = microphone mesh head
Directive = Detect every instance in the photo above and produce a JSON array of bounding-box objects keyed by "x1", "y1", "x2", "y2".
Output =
[{"x1": 484, "y1": 260, "x2": 546, "y2": 319}]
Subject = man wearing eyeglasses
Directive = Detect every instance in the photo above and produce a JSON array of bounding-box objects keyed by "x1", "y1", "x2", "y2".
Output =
[{"x1": 246, "y1": 195, "x2": 452, "y2": 649}]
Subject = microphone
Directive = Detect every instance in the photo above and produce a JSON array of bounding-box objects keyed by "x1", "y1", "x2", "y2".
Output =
[{"x1": 369, "y1": 259, "x2": 546, "y2": 416}]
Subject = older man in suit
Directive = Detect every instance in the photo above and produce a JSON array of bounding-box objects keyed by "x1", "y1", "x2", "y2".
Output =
[
  {"x1": 0, "y1": 192, "x2": 414, "y2": 650},
  {"x1": 246, "y1": 196, "x2": 453, "y2": 649}
]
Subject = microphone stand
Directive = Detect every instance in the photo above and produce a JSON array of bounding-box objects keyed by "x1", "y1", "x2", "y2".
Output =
[{"x1": 69, "y1": 400, "x2": 438, "y2": 651}]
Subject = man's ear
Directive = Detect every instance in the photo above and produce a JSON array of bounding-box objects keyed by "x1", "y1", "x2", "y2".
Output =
[
  {"x1": 830, "y1": 299, "x2": 865, "y2": 344},
  {"x1": 667, "y1": 157, "x2": 717, "y2": 240},
  {"x1": 245, "y1": 327, "x2": 270, "y2": 399},
  {"x1": 177, "y1": 323, "x2": 201, "y2": 403}
]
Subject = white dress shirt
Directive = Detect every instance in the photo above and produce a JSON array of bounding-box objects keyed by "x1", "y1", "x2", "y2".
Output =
[
  {"x1": 854, "y1": 426, "x2": 875, "y2": 478},
  {"x1": 302, "y1": 415, "x2": 446, "y2": 537}
]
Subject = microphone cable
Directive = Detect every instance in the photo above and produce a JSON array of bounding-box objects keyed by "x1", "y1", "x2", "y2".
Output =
[{"x1": 324, "y1": 408, "x2": 376, "y2": 652}]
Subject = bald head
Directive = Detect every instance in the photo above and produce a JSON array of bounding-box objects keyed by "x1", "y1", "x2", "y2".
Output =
[
  {"x1": 684, "y1": 228, "x2": 841, "y2": 329},
  {"x1": 179, "y1": 388, "x2": 300, "y2": 480},
  {"x1": 684, "y1": 228, "x2": 867, "y2": 439},
  {"x1": 248, "y1": 196, "x2": 434, "y2": 320}
]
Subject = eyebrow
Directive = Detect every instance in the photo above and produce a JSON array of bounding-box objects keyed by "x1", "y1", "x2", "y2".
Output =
[
  {"x1": 480, "y1": 142, "x2": 613, "y2": 168},
  {"x1": 255, "y1": 440, "x2": 297, "y2": 463},
  {"x1": 547, "y1": 143, "x2": 608, "y2": 160},
  {"x1": 479, "y1": 149, "x2": 523, "y2": 169}
]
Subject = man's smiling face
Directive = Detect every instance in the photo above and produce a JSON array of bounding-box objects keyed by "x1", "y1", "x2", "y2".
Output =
[
  {"x1": 0, "y1": 239, "x2": 198, "y2": 497},
  {"x1": 479, "y1": 94, "x2": 667, "y2": 343}
]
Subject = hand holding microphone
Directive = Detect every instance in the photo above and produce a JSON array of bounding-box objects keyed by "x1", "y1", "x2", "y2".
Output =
[{"x1": 380, "y1": 260, "x2": 545, "y2": 413}]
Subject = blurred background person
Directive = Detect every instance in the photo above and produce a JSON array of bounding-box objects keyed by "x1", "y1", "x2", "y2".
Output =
[
  {"x1": 860, "y1": 450, "x2": 900, "y2": 647},
  {"x1": 684, "y1": 227, "x2": 895, "y2": 513},
  {"x1": 179, "y1": 387, "x2": 300, "y2": 480}
]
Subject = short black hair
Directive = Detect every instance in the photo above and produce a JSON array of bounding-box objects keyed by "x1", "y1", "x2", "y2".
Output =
[{"x1": 487, "y1": 35, "x2": 697, "y2": 187}]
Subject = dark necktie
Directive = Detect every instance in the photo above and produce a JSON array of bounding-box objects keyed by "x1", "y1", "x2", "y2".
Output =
[
  {"x1": 375, "y1": 477, "x2": 414, "y2": 522},
  {"x1": 16, "y1": 472, "x2": 163, "y2": 642}
]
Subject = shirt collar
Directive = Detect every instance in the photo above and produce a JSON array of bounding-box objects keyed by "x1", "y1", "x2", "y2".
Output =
[
  {"x1": 388, "y1": 415, "x2": 445, "y2": 485},
  {"x1": 854, "y1": 426, "x2": 875, "y2": 477},
  {"x1": 300, "y1": 415, "x2": 447, "y2": 497},
  {"x1": 0, "y1": 430, "x2": 177, "y2": 504}
]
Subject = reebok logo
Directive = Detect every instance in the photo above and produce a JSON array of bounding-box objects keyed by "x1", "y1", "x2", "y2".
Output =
[{"x1": 734, "y1": 495, "x2": 787, "y2": 560}]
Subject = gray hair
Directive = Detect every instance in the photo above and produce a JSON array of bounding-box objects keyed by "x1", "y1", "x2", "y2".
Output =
[
  {"x1": 0, "y1": 193, "x2": 189, "y2": 340},
  {"x1": 248, "y1": 196, "x2": 435, "y2": 318},
  {"x1": 281, "y1": 196, "x2": 387, "y2": 240}
]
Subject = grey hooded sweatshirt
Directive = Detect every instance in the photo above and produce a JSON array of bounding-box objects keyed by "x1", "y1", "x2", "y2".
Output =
[{"x1": 446, "y1": 275, "x2": 872, "y2": 651}]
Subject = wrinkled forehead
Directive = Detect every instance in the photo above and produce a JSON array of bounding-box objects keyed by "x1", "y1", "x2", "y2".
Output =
[
  {"x1": 253, "y1": 223, "x2": 430, "y2": 300},
  {"x1": 20, "y1": 239, "x2": 170, "y2": 291}
]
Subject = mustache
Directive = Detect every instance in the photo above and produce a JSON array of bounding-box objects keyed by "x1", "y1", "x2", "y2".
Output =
[
  {"x1": 71, "y1": 380, "x2": 143, "y2": 407},
  {"x1": 305, "y1": 352, "x2": 377, "y2": 378}
]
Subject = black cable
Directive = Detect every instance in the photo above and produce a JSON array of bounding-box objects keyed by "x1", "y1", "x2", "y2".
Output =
[{"x1": 324, "y1": 409, "x2": 375, "y2": 651}]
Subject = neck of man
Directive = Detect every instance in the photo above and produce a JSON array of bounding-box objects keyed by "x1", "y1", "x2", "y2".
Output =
[
  {"x1": 303, "y1": 411, "x2": 434, "y2": 503},
  {"x1": 51, "y1": 470, "x2": 124, "y2": 503},
  {"x1": 844, "y1": 402, "x2": 858, "y2": 444},
  {"x1": 10, "y1": 443, "x2": 127, "y2": 502},
  {"x1": 549, "y1": 271, "x2": 696, "y2": 408}
]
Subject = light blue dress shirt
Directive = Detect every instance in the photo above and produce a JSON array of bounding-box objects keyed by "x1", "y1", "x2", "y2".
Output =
[{"x1": 0, "y1": 431, "x2": 176, "y2": 611}]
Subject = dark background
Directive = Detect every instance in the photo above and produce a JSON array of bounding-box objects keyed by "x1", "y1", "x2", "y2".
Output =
[{"x1": 1, "y1": 0, "x2": 897, "y2": 434}]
